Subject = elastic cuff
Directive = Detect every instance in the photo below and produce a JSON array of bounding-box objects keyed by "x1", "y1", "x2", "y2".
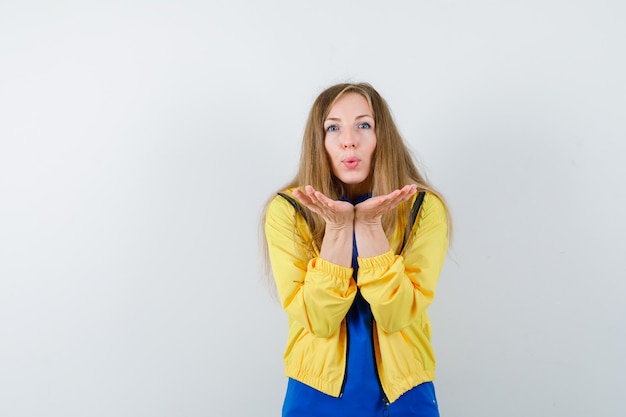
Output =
[
  {"x1": 309, "y1": 257, "x2": 353, "y2": 280},
  {"x1": 357, "y1": 250, "x2": 396, "y2": 270}
]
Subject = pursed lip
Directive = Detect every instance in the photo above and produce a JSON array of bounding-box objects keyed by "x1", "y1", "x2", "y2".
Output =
[{"x1": 342, "y1": 156, "x2": 360, "y2": 169}]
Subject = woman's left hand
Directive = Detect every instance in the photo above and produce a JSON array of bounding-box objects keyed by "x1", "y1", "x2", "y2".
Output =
[{"x1": 354, "y1": 184, "x2": 418, "y2": 226}]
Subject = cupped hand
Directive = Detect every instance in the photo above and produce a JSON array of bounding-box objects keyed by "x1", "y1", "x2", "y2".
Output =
[
  {"x1": 354, "y1": 184, "x2": 418, "y2": 225},
  {"x1": 292, "y1": 185, "x2": 355, "y2": 228}
]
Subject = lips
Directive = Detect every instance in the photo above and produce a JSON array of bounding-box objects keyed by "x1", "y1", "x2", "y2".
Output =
[{"x1": 343, "y1": 156, "x2": 360, "y2": 169}]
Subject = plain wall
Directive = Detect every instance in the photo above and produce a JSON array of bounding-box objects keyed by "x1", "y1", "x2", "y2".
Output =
[{"x1": 1, "y1": 1, "x2": 625, "y2": 416}]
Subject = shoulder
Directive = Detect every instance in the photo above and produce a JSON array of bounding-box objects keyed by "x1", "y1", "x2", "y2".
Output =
[
  {"x1": 265, "y1": 188, "x2": 301, "y2": 223},
  {"x1": 419, "y1": 191, "x2": 447, "y2": 224},
  {"x1": 265, "y1": 189, "x2": 313, "y2": 241}
]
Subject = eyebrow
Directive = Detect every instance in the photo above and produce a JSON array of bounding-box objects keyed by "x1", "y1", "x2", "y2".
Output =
[{"x1": 324, "y1": 114, "x2": 374, "y2": 122}]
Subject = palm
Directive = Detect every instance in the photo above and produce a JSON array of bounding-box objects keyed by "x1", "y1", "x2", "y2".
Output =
[
  {"x1": 293, "y1": 186, "x2": 355, "y2": 226},
  {"x1": 355, "y1": 184, "x2": 417, "y2": 224}
]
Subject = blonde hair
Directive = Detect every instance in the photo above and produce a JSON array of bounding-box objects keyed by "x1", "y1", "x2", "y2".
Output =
[{"x1": 259, "y1": 82, "x2": 451, "y2": 279}]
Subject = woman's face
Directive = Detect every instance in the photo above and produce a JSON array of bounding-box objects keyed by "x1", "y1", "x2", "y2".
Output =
[{"x1": 323, "y1": 92, "x2": 377, "y2": 197}]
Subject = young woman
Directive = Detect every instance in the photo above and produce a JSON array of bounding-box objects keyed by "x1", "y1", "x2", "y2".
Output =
[{"x1": 261, "y1": 82, "x2": 451, "y2": 417}]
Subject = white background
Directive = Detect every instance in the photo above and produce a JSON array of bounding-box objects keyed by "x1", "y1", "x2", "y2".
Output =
[{"x1": 1, "y1": 1, "x2": 625, "y2": 416}]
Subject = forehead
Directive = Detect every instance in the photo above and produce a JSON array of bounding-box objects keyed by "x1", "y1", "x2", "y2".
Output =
[{"x1": 327, "y1": 92, "x2": 373, "y2": 116}]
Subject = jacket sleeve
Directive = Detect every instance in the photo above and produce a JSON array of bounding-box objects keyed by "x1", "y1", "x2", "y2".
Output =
[
  {"x1": 357, "y1": 193, "x2": 448, "y2": 333},
  {"x1": 264, "y1": 195, "x2": 357, "y2": 338}
]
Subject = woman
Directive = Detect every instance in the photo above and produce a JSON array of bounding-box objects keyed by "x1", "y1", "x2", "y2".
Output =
[{"x1": 261, "y1": 82, "x2": 451, "y2": 416}]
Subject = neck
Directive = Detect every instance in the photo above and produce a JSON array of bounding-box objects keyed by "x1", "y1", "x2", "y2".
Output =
[{"x1": 345, "y1": 183, "x2": 371, "y2": 201}]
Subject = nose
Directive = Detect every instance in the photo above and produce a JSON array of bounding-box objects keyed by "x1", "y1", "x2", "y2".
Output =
[{"x1": 342, "y1": 130, "x2": 357, "y2": 149}]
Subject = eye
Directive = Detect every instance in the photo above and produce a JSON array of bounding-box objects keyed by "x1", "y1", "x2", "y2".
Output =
[
  {"x1": 325, "y1": 125, "x2": 338, "y2": 132},
  {"x1": 358, "y1": 122, "x2": 371, "y2": 129}
]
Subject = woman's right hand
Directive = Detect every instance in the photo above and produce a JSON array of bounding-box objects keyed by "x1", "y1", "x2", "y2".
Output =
[
  {"x1": 292, "y1": 185, "x2": 355, "y2": 228},
  {"x1": 293, "y1": 186, "x2": 355, "y2": 266}
]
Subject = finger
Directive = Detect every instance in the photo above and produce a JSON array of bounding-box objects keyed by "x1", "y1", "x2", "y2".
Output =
[
  {"x1": 304, "y1": 185, "x2": 317, "y2": 196},
  {"x1": 402, "y1": 184, "x2": 417, "y2": 193},
  {"x1": 293, "y1": 188, "x2": 326, "y2": 215},
  {"x1": 381, "y1": 189, "x2": 412, "y2": 211},
  {"x1": 293, "y1": 189, "x2": 313, "y2": 206},
  {"x1": 313, "y1": 190, "x2": 334, "y2": 207},
  {"x1": 304, "y1": 186, "x2": 330, "y2": 208},
  {"x1": 307, "y1": 188, "x2": 337, "y2": 213},
  {"x1": 299, "y1": 187, "x2": 338, "y2": 219},
  {"x1": 307, "y1": 190, "x2": 322, "y2": 208},
  {"x1": 392, "y1": 185, "x2": 416, "y2": 205},
  {"x1": 396, "y1": 185, "x2": 415, "y2": 199}
]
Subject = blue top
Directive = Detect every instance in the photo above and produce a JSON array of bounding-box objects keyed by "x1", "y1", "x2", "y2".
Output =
[{"x1": 281, "y1": 194, "x2": 440, "y2": 417}]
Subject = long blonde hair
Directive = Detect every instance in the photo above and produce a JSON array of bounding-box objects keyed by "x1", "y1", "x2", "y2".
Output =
[{"x1": 259, "y1": 82, "x2": 451, "y2": 279}]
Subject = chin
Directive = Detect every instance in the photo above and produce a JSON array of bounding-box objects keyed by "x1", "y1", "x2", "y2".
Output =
[{"x1": 339, "y1": 178, "x2": 368, "y2": 186}]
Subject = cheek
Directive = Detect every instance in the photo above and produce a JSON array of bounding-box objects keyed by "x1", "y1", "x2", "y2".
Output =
[
  {"x1": 323, "y1": 144, "x2": 336, "y2": 172},
  {"x1": 366, "y1": 139, "x2": 377, "y2": 159},
  {"x1": 323, "y1": 145, "x2": 332, "y2": 165},
  {"x1": 324, "y1": 141, "x2": 339, "y2": 162}
]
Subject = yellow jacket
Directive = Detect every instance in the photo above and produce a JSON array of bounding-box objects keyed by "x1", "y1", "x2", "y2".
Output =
[{"x1": 264, "y1": 190, "x2": 448, "y2": 403}]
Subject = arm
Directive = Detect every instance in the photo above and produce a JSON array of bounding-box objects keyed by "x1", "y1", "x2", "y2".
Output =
[
  {"x1": 265, "y1": 195, "x2": 357, "y2": 338},
  {"x1": 357, "y1": 193, "x2": 448, "y2": 333}
]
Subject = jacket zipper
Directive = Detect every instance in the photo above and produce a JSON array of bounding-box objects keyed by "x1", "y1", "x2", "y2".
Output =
[
  {"x1": 339, "y1": 321, "x2": 349, "y2": 397},
  {"x1": 371, "y1": 317, "x2": 390, "y2": 413}
]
